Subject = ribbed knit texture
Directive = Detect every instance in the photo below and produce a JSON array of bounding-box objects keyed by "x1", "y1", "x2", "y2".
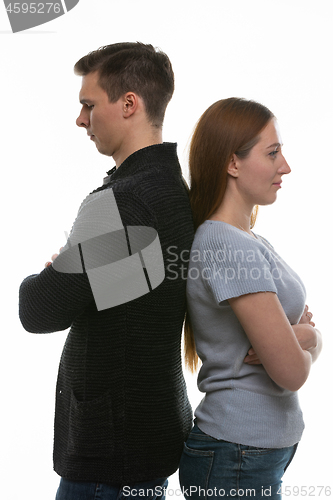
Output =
[
  {"x1": 19, "y1": 143, "x2": 194, "y2": 484},
  {"x1": 187, "y1": 221, "x2": 306, "y2": 448}
]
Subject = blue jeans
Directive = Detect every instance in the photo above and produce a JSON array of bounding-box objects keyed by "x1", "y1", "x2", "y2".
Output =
[
  {"x1": 179, "y1": 424, "x2": 298, "y2": 500},
  {"x1": 55, "y1": 477, "x2": 168, "y2": 500}
]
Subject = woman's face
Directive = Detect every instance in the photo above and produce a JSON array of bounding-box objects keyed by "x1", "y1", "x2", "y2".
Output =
[{"x1": 232, "y1": 118, "x2": 291, "y2": 206}]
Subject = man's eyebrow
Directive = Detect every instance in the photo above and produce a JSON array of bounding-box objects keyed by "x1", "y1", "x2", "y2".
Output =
[
  {"x1": 266, "y1": 142, "x2": 282, "y2": 149},
  {"x1": 79, "y1": 98, "x2": 94, "y2": 105}
]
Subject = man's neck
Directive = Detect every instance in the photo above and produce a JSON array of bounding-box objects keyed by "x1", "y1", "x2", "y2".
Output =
[{"x1": 114, "y1": 129, "x2": 163, "y2": 169}]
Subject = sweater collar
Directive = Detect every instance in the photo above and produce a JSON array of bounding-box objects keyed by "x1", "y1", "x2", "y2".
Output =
[{"x1": 103, "y1": 142, "x2": 179, "y2": 185}]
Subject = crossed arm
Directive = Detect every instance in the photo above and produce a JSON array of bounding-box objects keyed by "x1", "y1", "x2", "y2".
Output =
[
  {"x1": 228, "y1": 292, "x2": 322, "y2": 392},
  {"x1": 45, "y1": 250, "x2": 322, "y2": 392}
]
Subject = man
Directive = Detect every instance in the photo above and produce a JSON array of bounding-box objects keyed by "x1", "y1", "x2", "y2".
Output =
[{"x1": 19, "y1": 42, "x2": 194, "y2": 499}]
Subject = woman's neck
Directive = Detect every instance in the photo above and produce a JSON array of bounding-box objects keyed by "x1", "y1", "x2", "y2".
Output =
[
  {"x1": 209, "y1": 189, "x2": 254, "y2": 236},
  {"x1": 209, "y1": 211, "x2": 253, "y2": 235}
]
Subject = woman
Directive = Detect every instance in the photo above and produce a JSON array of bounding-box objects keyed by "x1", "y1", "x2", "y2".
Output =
[{"x1": 179, "y1": 98, "x2": 322, "y2": 499}]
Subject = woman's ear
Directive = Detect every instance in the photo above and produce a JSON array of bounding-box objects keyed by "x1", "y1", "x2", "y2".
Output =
[{"x1": 227, "y1": 154, "x2": 239, "y2": 178}]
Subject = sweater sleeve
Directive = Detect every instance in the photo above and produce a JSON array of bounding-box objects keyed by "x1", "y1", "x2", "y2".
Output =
[
  {"x1": 19, "y1": 268, "x2": 93, "y2": 333},
  {"x1": 19, "y1": 187, "x2": 158, "y2": 333}
]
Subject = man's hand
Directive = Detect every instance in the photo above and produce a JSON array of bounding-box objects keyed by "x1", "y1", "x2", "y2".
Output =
[
  {"x1": 244, "y1": 305, "x2": 316, "y2": 365},
  {"x1": 45, "y1": 247, "x2": 63, "y2": 268}
]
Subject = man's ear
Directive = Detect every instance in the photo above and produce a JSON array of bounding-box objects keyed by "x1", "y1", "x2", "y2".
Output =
[
  {"x1": 227, "y1": 154, "x2": 239, "y2": 178},
  {"x1": 122, "y1": 92, "x2": 138, "y2": 118}
]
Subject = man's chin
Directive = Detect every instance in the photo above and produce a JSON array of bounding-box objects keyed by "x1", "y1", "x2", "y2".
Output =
[{"x1": 95, "y1": 144, "x2": 112, "y2": 157}]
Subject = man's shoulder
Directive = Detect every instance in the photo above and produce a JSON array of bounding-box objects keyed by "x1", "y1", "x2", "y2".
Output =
[{"x1": 76, "y1": 185, "x2": 157, "y2": 232}]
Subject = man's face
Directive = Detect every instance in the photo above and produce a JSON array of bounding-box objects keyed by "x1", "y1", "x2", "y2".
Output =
[{"x1": 76, "y1": 71, "x2": 125, "y2": 159}]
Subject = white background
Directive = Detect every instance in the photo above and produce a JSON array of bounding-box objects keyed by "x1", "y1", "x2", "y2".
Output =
[{"x1": 1, "y1": 1, "x2": 332, "y2": 498}]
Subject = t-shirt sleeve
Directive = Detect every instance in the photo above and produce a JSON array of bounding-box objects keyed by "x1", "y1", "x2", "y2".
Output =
[{"x1": 199, "y1": 224, "x2": 278, "y2": 304}]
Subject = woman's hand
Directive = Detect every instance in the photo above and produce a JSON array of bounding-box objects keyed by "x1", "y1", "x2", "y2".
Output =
[
  {"x1": 298, "y1": 304, "x2": 315, "y2": 327},
  {"x1": 244, "y1": 347, "x2": 261, "y2": 365},
  {"x1": 291, "y1": 324, "x2": 318, "y2": 352}
]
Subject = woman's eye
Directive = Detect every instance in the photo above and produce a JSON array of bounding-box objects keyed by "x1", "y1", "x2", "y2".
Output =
[{"x1": 269, "y1": 150, "x2": 279, "y2": 157}]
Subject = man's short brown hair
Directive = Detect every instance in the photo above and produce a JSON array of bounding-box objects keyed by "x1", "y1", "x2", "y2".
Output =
[{"x1": 74, "y1": 42, "x2": 174, "y2": 128}]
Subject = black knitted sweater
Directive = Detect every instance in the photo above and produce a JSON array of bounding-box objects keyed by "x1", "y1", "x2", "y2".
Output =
[{"x1": 19, "y1": 143, "x2": 194, "y2": 484}]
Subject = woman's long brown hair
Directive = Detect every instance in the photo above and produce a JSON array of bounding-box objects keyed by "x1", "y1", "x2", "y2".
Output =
[{"x1": 185, "y1": 98, "x2": 274, "y2": 372}]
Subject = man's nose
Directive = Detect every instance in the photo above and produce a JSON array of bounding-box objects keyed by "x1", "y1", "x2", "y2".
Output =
[{"x1": 76, "y1": 109, "x2": 89, "y2": 128}]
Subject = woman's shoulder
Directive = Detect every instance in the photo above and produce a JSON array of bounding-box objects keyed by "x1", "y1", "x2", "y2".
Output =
[
  {"x1": 191, "y1": 220, "x2": 278, "y2": 267},
  {"x1": 195, "y1": 220, "x2": 268, "y2": 249}
]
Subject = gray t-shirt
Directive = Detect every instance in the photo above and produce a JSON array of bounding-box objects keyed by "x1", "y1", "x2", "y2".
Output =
[{"x1": 187, "y1": 220, "x2": 306, "y2": 448}]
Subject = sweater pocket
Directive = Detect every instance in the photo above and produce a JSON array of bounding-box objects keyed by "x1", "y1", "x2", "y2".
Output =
[{"x1": 67, "y1": 390, "x2": 114, "y2": 458}]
